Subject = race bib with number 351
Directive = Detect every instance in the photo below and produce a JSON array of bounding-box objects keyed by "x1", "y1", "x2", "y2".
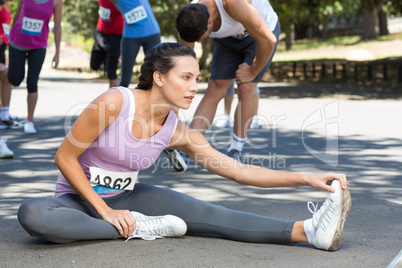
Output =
[
  {"x1": 89, "y1": 167, "x2": 138, "y2": 191},
  {"x1": 22, "y1": 17, "x2": 44, "y2": 36},
  {"x1": 124, "y1": 5, "x2": 148, "y2": 24}
]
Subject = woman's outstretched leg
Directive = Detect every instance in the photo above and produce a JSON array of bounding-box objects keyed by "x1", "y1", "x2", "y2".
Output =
[{"x1": 106, "y1": 183, "x2": 295, "y2": 244}]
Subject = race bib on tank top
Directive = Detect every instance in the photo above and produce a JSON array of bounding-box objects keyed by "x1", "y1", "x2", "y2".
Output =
[
  {"x1": 89, "y1": 166, "x2": 138, "y2": 191},
  {"x1": 21, "y1": 17, "x2": 44, "y2": 36}
]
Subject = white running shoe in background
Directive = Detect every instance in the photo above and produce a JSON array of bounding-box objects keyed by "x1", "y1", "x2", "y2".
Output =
[
  {"x1": 126, "y1": 212, "x2": 187, "y2": 241},
  {"x1": 9, "y1": 115, "x2": 19, "y2": 121},
  {"x1": 305, "y1": 180, "x2": 352, "y2": 251},
  {"x1": 0, "y1": 118, "x2": 23, "y2": 129},
  {"x1": 24, "y1": 121, "x2": 37, "y2": 134},
  {"x1": 250, "y1": 115, "x2": 262, "y2": 129},
  {"x1": 0, "y1": 137, "x2": 14, "y2": 158},
  {"x1": 214, "y1": 115, "x2": 231, "y2": 128},
  {"x1": 163, "y1": 149, "x2": 189, "y2": 172},
  {"x1": 227, "y1": 148, "x2": 242, "y2": 163}
]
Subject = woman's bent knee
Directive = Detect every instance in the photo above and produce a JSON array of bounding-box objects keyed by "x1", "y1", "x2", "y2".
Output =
[
  {"x1": 8, "y1": 74, "x2": 23, "y2": 87},
  {"x1": 17, "y1": 198, "x2": 54, "y2": 239}
]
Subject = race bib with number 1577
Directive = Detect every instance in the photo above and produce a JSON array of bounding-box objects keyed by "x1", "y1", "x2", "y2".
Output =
[{"x1": 89, "y1": 167, "x2": 138, "y2": 191}]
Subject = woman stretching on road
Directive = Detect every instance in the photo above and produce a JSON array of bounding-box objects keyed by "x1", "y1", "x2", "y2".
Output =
[{"x1": 18, "y1": 43, "x2": 351, "y2": 251}]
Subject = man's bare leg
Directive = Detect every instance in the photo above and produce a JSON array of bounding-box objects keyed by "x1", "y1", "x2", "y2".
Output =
[
  {"x1": 190, "y1": 79, "x2": 233, "y2": 134},
  {"x1": 233, "y1": 82, "x2": 258, "y2": 139},
  {"x1": 224, "y1": 93, "x2": 234, "y2": 116}
]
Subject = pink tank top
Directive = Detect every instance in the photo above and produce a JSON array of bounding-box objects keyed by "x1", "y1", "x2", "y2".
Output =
[
  {"x1": 9, "y1": 0, "x2": 54, "y2": 49},
  {"x1": 54, "y1": 87, "x2": 179, "y2": 198}
]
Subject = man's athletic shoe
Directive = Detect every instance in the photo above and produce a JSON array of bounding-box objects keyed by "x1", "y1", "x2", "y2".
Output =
[
  {"x1": 250, "y1": 115, "x2": 262, "y2": 129},
  {"x1": 0, "y1": 137, "x2": 14, "y2": 158},
  {"x1": 214, "y1": 115, "x2": 231, "y2": 128},
  {"x1": 227, "y1": 149, "x2": 242, "y2": 163},
  {"x1": 163, "y1": 149, "x2": 189, "y2": 172},
  {"x1": 24, "y1": 121, "x2": 37, "y2": 134},
  {"x1": 126, "y1": 212, "x2": 187, "y2": 241},
  {"x1": 306, "y1": 180, "x2": 352, "y2": 251},
  {"x1": 0, "y1": 119, "x2": 22, "y2": 129},
  {"x1": 9, "y1": 115, "x2": 19, "y2": 121}
]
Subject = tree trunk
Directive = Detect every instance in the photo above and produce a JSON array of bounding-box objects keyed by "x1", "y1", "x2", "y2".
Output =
[
  {"x1": 361, "y1": 0, "x2": 383, "y2": 40},
  {"x1": 378, "y1": 7, "x2": 389, "y2": 36},
  {"x1": 294, "y1": 21, "x2": 309, "y2": 40},
  {"x1": 320, "y1": 15, "x2": 330, "y2": 38},
  {"x1": 199, "y1": 38, "x2": 215, "y2": 70},
  {"x1": 362, "y1": 8, "x2": 378, "y2": 39},
  {"x1": 285, "y1": 25, "x2": 292, "y2": 50}
]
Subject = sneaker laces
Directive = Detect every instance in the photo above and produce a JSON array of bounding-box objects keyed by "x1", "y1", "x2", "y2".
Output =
[
  {"x1": 308, "y1": 198, "x2": 331, "y2": 217},
  {"x1": 126, "y1": 216, "x2": 167, "y2": 242},
  {"x1": 307, "y1": 201, "x2": 319, "y2": 215},
  {"x1": 307, "y1": 196, "x2": 335, "y2": 230}
]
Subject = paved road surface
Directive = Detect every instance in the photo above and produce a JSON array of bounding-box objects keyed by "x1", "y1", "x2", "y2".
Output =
[{"x1": 0, "y1": 67, "x2": 401, "y2": 267}]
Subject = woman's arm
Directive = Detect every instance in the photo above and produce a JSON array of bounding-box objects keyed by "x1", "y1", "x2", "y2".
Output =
[
  {"x1": 52, "y1": 0, "x2": 62, "y2": 68},
  {"x1": 54, "y1": 89, "x2": 135, "y2": 238},
  {"x1": 170, "y1": 122, "x2": 348, "y2": 192},
  {"x1": 224, "y1": 0, "x2": 277, "y2": 83}
]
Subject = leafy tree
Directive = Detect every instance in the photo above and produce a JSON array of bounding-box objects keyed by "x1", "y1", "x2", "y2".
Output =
[
  {"x1": 271, "y1": 0, "x2": 337, "y2": 49},
  {"x1": 9, "y1": 1, "x2": 18, "y2": 17},
  {"x1": 318, "y1": 0, "x2": 362, "y2": 37},
  {"x1": 384, "y1": 0, "x2": 402, "y2": 16},
  {"x1": 63, "y1": 0, "x2": 99, "y2": 39},
  {"x1": 270, "y1": 0, "x2": 302, "y2": 50},
  {"x1": 149, "y1": 0, "x2": 188, "y2": 40},
  {"x1": 382, "y1": 0, "x2": 402, "y2": 35}
]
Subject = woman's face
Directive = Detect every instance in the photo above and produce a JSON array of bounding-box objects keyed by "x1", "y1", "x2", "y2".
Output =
[{"x1": 160, "y1": 55, "x2": 200, "y2": 110}]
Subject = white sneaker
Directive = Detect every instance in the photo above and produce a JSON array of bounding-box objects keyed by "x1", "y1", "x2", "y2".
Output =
[
  {"x1": 164, "y1": 149, "x2": 190, "y2": 172},
  {"x1": 0, "y1": 137, "x2": 14, "y2": 158},
  {"x1": 0, "y1": 118, "x2": 23, "y2": 129},
  {"x1": 214, "y1": 115, "x2": 231, "y2": 128},
  {"x1": 126, "y1": 212, "x2": 187, "y2": 241},
  {"x1": 9, "y1": 115, "x2": 19, "y2": 121},
  {"x1": 227, "y1": 148, "x2": 242, "y2": 163},
  {"x1": 250, "y1": 115, "x2": 262, "y2": 129},
  {"x1": 24, "y1": 121, "x2": 37, "y2": 134},
  {"x1": 307, "y1": 180, "x2": 351, "y2": 251}
]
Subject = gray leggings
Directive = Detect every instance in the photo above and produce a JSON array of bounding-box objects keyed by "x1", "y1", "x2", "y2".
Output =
[{"x1": 17, "y1": 183, "x2": 294, "y2": 244}]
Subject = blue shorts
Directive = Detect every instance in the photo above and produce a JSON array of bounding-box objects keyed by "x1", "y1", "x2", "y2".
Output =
[{"x1": 210, "y1": 21, "x2": 280, "y2": 83}]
